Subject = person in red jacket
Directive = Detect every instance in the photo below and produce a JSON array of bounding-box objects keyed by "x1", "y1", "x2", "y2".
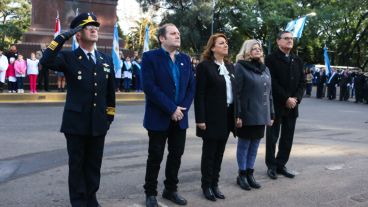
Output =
[{"x1": 5, "y1": 57, "x2": 17, "y2": 93}]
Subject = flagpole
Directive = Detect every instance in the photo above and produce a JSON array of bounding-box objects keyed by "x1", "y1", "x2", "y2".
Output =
[{"x1": 211, "y1": 0, "x2": 215, "y2": 35}]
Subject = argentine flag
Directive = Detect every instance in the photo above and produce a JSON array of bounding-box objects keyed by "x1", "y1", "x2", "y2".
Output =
[
  {"x1": 143, "y1": 25, "x2": 150, "y2": 52},
  {"x1": 323, "y1": 46, "x2": 332, "y2": 77},
  {"x1": 72, "y1": 8, "x2": 79, "y2": 50},
  {"x1": 112, "y1": 22, "x2": 121, "y2": 73},
  {"x1": 285, "y1": 16, "x2": 306, "y2": 39}
]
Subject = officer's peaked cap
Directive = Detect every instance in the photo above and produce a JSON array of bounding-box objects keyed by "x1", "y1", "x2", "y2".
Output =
[{"x1": 70, "y1": 12, "x2": 100, "y2": 29}]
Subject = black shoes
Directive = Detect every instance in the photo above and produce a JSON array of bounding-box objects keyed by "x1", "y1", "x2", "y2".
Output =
[
  {"x1": 212, "y1": 186, "x2": 225, "y2": 199},
  {"x1": 162, "y1": 189, "x2": 187, "y2": 205},
  {"x1": 237, "y1": 170, "x2": 251, "y2": 190},
  {"x1": 202, "y1": 187, "x2": 216, "y2": 201},
  {"x1": 267, "y1": 168, "x2": 278, "y2": 180},
  {"x1": 277, "y1": 167, "x2": 295, "y2": 178},
  {"x1": 245, "y1": 169, "x2": 261, "y2": 189},
  {"x1": 146, "y1": 196, "x2": 158, "y2": 207}
]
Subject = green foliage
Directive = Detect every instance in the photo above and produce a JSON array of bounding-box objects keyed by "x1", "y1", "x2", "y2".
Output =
[
  {"x1": 0, "y1": 0, "x2": 31, "y2": 49},
  {"x1": 124, "y1": 17, "x2": 158, "y2": 54},
  {"x1": 135, "y1": 0, "x2": 368, "y2": 70}
]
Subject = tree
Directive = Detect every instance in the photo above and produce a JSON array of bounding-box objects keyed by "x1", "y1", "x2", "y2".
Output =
[
  {"x1": 0, "y1": 0, "x2": 31, "y2": 49},
  {"x1": 124, "y1": 17, "x2": 158, "y2": 53},
  {"x1": 135, "y1": 0, "x2": 368, "y2": 70}
]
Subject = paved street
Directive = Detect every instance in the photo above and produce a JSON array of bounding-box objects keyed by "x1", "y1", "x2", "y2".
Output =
[{"x1": 0, "y1": 97, "x2": 368, "y2": 207}]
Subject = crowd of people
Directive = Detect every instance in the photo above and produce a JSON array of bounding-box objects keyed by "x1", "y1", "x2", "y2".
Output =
[
  {"x1": 0, "y1": 45, "x2": 145, "y2": 94},
  {"x1": 19, "y1": 11, "x2": 366, "y2": 207},
  {"x1": 305, "y1": 67, "x2": 368, "y2": 103},
  {"x1": 0, "y1": 44, "x2": 63, "y2": 93}
]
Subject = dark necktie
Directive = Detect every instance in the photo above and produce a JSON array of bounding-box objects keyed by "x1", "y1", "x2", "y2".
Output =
[{"x1": 87, "y1": 52, "x2": 95, "y2": 65}]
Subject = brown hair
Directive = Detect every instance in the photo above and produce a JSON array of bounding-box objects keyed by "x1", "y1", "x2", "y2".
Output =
[
  {"x1": 157, "y1": 23, "x2": 176, "y2": 46},
  {"x1": 200, "y1": 33, "x2": 229, "y2": 63}
]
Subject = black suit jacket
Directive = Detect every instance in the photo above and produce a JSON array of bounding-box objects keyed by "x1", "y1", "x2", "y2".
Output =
[
  {"x1": 265, "y1": 49, "x2": 306, "y2": 119},
  {"x1": 194, "y1": 60, "x2": 236, "y2": 139},
  {"x1": 41, "y1": 46, "x2": 115, "y2": 136}
]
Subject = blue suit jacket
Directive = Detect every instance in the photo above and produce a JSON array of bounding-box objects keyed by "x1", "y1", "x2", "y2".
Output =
[{"x1": 141, "y1": 48, "x2": 195, "y2": 131}]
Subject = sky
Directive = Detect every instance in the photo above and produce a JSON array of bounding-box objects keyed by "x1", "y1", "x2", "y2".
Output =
[{"x1": 117, "y1": 0, "x2": 163, "y2": 35}]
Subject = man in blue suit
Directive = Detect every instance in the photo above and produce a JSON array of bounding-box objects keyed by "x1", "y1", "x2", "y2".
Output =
[{"x1": 142, "y1": 23, "x2": 195, "y2": 207}]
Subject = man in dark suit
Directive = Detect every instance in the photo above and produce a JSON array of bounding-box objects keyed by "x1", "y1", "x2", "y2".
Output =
[
  {"x1": 265, "y1": 31, "x2": 306, "y2": 180},
  {"x1": 40, "y1": 13, "x2": 115, "y2": 207},
  {"x1": 142, "y1": 23, "x2": 195, "y2": 207}
]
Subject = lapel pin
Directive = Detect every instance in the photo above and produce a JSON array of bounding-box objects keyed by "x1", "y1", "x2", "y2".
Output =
[
  {"x1": 79, "y1": 56, "x2": 82, "y2": 60},
  {"x1": 180, "y1": 63, "x2": 184, "y2": 66}
]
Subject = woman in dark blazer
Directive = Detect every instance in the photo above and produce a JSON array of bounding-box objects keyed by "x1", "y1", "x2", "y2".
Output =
[
  {"x1": 195, "y1": 33, "x2": 236, "y2": 201},
  {"x1": 235, "y1": 39, "x2": 274, "y2": 190}
]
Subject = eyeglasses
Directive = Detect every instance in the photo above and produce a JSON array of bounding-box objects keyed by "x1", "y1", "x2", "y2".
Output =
[
  {"x1": 280, "y1": 37, "x2": 293, "y2": 41},
  {"x1": 251, "y1": 47, "x2": 262, "y2": 51},
  {"x1": 84, "y1": 25, "x2": 99, "y2": 31}
]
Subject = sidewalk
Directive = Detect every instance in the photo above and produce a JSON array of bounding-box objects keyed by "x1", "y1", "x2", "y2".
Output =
[{"x1": 0, "y1": 91, "x2": 145, "y2": 103}]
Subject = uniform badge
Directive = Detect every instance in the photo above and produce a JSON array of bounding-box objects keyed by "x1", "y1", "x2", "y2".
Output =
[{"x1": 78, "y1": 76, "x2": 82, "y2": 80}]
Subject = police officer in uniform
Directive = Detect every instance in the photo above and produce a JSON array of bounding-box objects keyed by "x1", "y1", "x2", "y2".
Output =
[{"x1": 40, "y1": 13, "x2": 115, "y2": 207}]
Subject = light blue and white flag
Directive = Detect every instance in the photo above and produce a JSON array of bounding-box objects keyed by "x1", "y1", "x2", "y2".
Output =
[
  {"x1": 112, "y1": 22, "x2": 121, "y2": 73},
  {"x1": 285, "y1": 16, "x2": 307, "y2": 39},
  {"x1": 323, "y1": 46, "x2": 332, "y2": 76},
  {"x1": 143, "y1": 24, "x2": 150, "y2": 52},
  {"x1": 72, "y1": 8, "x2": 79, "y2": 50}
]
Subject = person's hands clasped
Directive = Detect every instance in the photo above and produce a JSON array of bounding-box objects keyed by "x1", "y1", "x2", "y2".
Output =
[
  {"x1": 268, "y1": 119, "x2": 274, "y2": 126},
  {"x1": 286, "y1": 97, "x2": 297, "y2": 109},
  {"x1": 171, "y1": 106, "x2": 187, "y2": 122},
  {"x1": 196, "y1": 123, "x2": 206, "y2": 130},
  {"x1": 236, "y1": 118, "x2": 243, "y2": 128}
]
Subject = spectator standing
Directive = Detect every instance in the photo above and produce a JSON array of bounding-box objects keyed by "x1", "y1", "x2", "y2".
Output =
[
  {"x1": 14, "y1": 54, "x2": 27, "y2": 93},
  {"x1": 234, "y1": 39, "x2": 274, "y2": 190},
  {"x1": 194, "y1": 33, "x2": 235, "y2": 201},
  {"x1": 5, "y1": 57, "x2": 17, "y2": 93},
  {"x1": 123, "y1": 56, "x2": 132, "y2": 92},
  {"x1": 0, "y1": 48, "x2": 9, "y2": 92},
  {"x1": 26, "y1": 52, "x2": 39, "y2": 93},
  {"x1": 265, "y1": 31, "x2": 306, "y2": 180}
]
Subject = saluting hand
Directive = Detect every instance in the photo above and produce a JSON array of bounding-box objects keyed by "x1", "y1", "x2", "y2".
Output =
[{"x1": 60, "y1": 25, "x2": 84, "y2": 41}]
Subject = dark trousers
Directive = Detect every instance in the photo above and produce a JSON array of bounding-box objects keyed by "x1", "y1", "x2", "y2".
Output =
[
  {"x1": 327, "y1": 85, "x2": 336, "y2": 100},
  {"x1": 144, "y1": 122, "x2": 186, "y2": 196},
  {"x1": 316, "y1": 84, "x2": 325, "y2": 98},
  {"x1": 65, "y1": 133, "x2": 105, "y2": 207},
  {"x1": 265, "y1": 116, "x2": 296, "y2": 169},
  {"x1": 16, "y1": 77, "x2": 24, "y2": 89},
  {"x1": 339, "y1": 85, "x2": 349, "y2": 101},
  {"x1": 305, "y1": 83, "x2": 312, "y2": 96},
  {"x1": 201, "y1": 137, "x2": 228, "y2": 189},
  {"x1": 37, "y1": 68, "x2": 49, "y2": 91}
]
